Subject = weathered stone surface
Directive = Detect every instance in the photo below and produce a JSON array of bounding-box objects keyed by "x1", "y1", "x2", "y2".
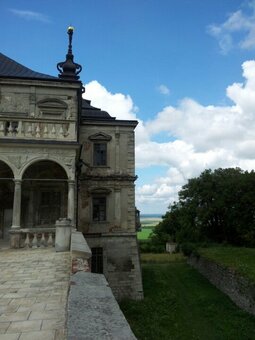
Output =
[
  {"x1": 0, "y1": 50, "x2": 143, "y2": 301},
  {"x1": 55, "y1": 218, "x2": 72, "y2": 252},
  {"x1": 188, "y1": 255, "x2": 255, "y2": 316},
  {"x1": 71, "y1": 231, "x2": 91, "y2": 258},
  {"x1": 86, "y1": 235, "x2": 144, "y2": 301},
  {"x1": 0, "y1": 249, "x2": 70, "y2": 338},
  {"x1": 67, "y1": 272, "x2": 137, "y2": 340}
]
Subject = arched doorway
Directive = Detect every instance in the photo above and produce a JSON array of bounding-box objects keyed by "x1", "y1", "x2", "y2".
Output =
[
  {"x1": 22, "y1": 160, "x2": 68, "y2": 228},
  {"x1": 0, "y1": 161, "x2": 14, "y2": 239}
]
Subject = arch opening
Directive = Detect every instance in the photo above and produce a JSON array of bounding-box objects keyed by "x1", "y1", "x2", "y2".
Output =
[
  {"x1": 22, "y1": 161, "x2": 68, "y2": 228},
  {"x1": 0, "y1": 161, "x2": 14, "y2": 240}
]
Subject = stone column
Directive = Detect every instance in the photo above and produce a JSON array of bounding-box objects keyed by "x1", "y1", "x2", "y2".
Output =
[
  {"x1": 10, "y1": 179, "x2": 22, "y2": 248},
  {"x1": 11, "y1": 179, "x2": 22, "y2": 229},
  {"x1": 68, "y1": 180, "x2": 75, "y2": 226}
]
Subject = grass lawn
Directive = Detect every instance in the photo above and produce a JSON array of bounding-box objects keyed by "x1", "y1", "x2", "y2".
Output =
[
  {"x1": 137, "y1": 227, "x2": 154, "y2": 240},
  {"x1": 198, "y1": 246, "x2": 255, "y2": 283},
  {"x1": 137, "y1": 217, "x2": 161, "y2": 240},
  {"x1": 120, "y1": 254, "x2": 255, "y2": 340}
]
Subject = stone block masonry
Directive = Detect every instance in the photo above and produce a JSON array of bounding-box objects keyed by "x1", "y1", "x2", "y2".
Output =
[
  {"x1": 188, "y1": 255, "x2": 255, "y2": 316},
  {"x1": 67, "y1": 272, "x2": 137, "y2": 340},
  {"x1": 0, "y1": 248, "x2": 70, "y2": 339}
]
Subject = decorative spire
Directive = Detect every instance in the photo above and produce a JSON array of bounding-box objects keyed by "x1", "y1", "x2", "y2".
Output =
[{"x1": 57, "y1": 26, "x2": 82, "y2": 80}]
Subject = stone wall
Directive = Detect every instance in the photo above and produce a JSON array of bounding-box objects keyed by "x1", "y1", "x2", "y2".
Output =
[
  {"x1": 78, "y1": 120, "x2": 144, "y2": 301},
  {"x1": 86, "y1": 234, "x2": 144, "y2": 301},
  {"x1": 67, "y1": 272, "x2": 137, "y2": 340},
  {"x1": 188, "y1": 255, "x2": 255, "y2": 316}
]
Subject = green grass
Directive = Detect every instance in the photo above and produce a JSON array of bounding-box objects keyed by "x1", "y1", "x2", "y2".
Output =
[
  {"x1": 141, "y1": 253, "x2": 184, "y2": 263},
  {"x1": 198, "y1": 246, "x2": 255, "y2": 283},
  {"x1": 137, "y1": 217, "x2": 161, "y2": 240},
  {"x1": 137, "y1": 227, "x2": 154, "y2": 240},
  {"x1": 120, "y1": 255, "x2": 255, "y2": 340}
]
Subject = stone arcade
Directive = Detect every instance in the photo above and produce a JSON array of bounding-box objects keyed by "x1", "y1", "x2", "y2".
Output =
[{"x1": 0, "y1": 27, "x2": 143, "y2": 300}]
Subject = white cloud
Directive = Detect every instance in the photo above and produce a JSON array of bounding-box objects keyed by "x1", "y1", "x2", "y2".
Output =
[
  {"x1": 84, "y1": 60, "x2": 255, "y2": 213},
  {"x1": 9, "y1": 9, "x2": 50, "y2": 23},
  {"x1": 157, "y1": 84, "x2": 170, "y2": 95},
  {"x1": 207, "y1": 1, "x2": 255, "y2": 53},
  {"x1": 84, "y1": 80, "x2": 150, "y2": 145}
]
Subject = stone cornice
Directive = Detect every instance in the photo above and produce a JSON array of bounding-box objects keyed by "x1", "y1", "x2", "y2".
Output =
[{"x1": 80, "y1": 174, "x2": 137, "y2": 182}]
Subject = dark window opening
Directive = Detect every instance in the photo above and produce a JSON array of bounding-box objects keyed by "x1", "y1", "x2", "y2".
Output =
[
  {"x1": 39, "y1": 190, "x2": 62, "y2": 225},
  {"x1": 91, "y1": 247, "x2": 103, "y2": 273},
  {"x1": 93, "y1": 143, "x2": 107, "y2": 166},
  {"x1": 93, "y1": 197, "x2": 106, "y2": 222}
]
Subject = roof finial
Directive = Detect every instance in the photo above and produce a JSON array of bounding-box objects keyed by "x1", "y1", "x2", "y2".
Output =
[
  {"x1": 67, "y1": 26, "x2": 74, "y2": 54},
  {"x1": 57, "y1": 26, "x2": 82, "y2": 80}
]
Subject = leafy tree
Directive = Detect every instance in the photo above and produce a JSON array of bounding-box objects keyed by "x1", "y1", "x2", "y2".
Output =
[{"x1": 152, "y1": 168, "x2": 255, "y2": 247}]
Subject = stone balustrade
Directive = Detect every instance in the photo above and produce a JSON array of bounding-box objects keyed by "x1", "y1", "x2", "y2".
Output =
[
  {"x1": 20, "y1": 228, "x2": 56, "y2": 248},
  {"x1": 0, "y1": 117, "x2": 76, "y2": 141}
]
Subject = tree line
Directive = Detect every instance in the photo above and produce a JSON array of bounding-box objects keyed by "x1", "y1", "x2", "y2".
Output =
[{"x1": 152, "y1": 168, "x2": 255, "y2": 248}]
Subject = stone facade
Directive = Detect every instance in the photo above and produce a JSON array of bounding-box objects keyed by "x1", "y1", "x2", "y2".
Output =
[{"x1": 0, "y1": 32, "x2": 143, "y2": 300}]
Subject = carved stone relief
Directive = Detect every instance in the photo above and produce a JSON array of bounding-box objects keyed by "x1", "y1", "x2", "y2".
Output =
[
  {"x1": 0, "y1": 146, "x2": 76, "y2": 179},
  {"x1": 0, "y1": 94, "x2": 29, "y2": 113}
]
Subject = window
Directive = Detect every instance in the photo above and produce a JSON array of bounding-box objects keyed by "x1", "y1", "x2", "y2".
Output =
[
  {"x1": 93, "y1": 197, "x2": 106, "y2": 222},
  {"x1": 39, "y1": 190, "x2": 62, "y2": 225},
  {"x1": 91, "y1": 247, "x2": 103, "y2": 273},
  {"x1": 93, "y1": 143, "x2": 107, "y2": 166}
]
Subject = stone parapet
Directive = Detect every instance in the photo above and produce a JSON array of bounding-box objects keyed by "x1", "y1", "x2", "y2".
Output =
[
  {"x1": 71, "y1": 230, "x2": 92, "y2": 274},
  {"x1": 67, "y1": 272, "x2": 137, "y2": 340}
]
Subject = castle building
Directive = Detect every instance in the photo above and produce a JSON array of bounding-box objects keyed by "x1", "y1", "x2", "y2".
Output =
[{"x1": 0, "y1": 28, "x2": 143, "y2": 300}]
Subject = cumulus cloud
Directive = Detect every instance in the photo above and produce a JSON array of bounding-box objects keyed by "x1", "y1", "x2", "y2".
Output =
[
  {"x1": 83, "y1": 80, "x2": 150, "y2": 144},
  {"x1": 207, "y1": 1, "x2": 255, "y2": 53},
  {"x1": 9, "y1": 9, "x2": 50, "y2": 23},
  {"x1": 83, "y1": 61, "x2": 255, "y2": 213},
  {"x1": 157, "y1": 84, "x2": 170, "y2": 95}
]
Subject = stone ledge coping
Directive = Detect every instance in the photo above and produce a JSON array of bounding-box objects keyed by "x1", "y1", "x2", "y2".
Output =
[
  {"x1": 71, "y1": 230, "x2": 92, "y2": 259},
  {"x1": 85, "y1": 232, "x2": 137, "y2": 238},
  {"x1": 19, "y1": 228, "x2": 56, "y2": 233},
  {"x1": 67, "y1": 272, "x2": 136, "y2": 340}
]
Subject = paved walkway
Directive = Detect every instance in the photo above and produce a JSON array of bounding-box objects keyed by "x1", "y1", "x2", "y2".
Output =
[{"x1": 0, "y1": 248, "x2": 70, "y2": 340}]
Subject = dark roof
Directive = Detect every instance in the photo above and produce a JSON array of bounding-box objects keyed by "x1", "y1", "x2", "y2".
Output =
[
  {"x1": 0, "y1": 53, "x2": 58, "y2": 80},
  {"x1": 81, "y1": 99, "x2": 116, "y2": 121}
]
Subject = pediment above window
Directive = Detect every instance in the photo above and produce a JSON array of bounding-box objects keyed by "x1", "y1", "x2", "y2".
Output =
[
  {"x1": 37, "y1": 98, "x2": 67, "y2": 117},
  {"x1": 88, "y1": 132, "x2": 112, "y2": 141},
  {"x1": 88, "y1": 187, "x2": 112, "y2": 195}
]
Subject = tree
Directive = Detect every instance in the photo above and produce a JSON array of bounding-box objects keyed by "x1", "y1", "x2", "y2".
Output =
[{"x1": 153, "y1": 168, "x2": 255, "y2": 247}]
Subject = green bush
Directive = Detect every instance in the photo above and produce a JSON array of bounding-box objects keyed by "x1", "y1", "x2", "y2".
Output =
[
  {"x1": 139, "y1": 240, "x2": 165, "y2": 253},
  {"x1": 181, "y1": 242, "x2": 198, "y2": 256}
]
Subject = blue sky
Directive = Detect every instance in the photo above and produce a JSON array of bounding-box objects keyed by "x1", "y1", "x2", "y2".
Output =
[{"x1": 2, "y1": 0, "x2": 255, "y2": 213}]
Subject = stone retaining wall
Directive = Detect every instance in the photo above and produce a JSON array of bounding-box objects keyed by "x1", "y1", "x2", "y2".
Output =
[{"x1": 188, "y1": 255, "x2": 255, "y2": 316}]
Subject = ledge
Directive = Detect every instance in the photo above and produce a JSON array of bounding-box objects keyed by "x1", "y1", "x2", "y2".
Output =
[
  {"x1": 67, "y1": 272, "x2": 136, "y2": 340},
  {"x1": 71, "y1": 230, "x2": 92, "y2": 260}
]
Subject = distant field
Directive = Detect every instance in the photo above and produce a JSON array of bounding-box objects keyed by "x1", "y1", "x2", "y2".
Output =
[
  {"x1": 137, "y1": 228, "x2": 153, "y2": 240},
  {"x1": 137, "y1": 216, "x2": 162, "y2": 240}
]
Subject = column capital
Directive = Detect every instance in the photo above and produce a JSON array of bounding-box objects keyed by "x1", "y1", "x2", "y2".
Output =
[{"x1": 13, "y1": 179, "x2": 22, "y2": 184}]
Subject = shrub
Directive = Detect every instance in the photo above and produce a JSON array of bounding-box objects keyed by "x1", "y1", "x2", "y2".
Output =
[
  {"x1": 139, "y1": 240, "x2": 165, "y2": 253},
  {"x1": 181, "y1": 242, "x2": 198, "y2": 256}
]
